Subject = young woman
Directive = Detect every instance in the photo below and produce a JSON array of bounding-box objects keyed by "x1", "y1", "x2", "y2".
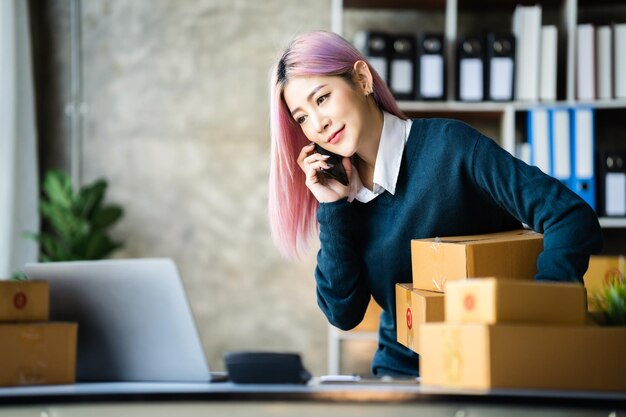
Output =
[{"x1": 268, "y1": 30, "x2": 602, "y2": 377}]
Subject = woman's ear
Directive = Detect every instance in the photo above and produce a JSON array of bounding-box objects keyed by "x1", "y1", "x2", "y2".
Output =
[{"x1": 353, "y1": 60, "x2": 374, "y2": 95}]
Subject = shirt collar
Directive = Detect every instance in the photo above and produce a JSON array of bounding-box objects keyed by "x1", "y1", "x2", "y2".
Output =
[{"x1": 352, "y1": 112, "x2": 412, "y2": 203}]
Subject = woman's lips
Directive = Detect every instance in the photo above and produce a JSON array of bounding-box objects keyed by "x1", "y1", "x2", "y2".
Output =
[{"x1": 328, "y1": 126, "x2": 345, "y2": 145}]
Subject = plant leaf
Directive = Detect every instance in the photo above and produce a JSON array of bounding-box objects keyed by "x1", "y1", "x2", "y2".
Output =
[
  {"x1": 91, "y1": 206, "x2": 123, "y2": 231},
  {"x1": 43, "y1": 170, "x2": 73, "y2": 209},
  {"x1": 75, "y1": 180, "x2": 107, "y2": 219}
]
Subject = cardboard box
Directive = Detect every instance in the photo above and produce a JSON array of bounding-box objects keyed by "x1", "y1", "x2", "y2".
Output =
[
  {"x1": 0, "y1": 281, "x2": 49, "y2": 322},
  {"x1": 445, "y1": 278, "x2": 587, "y2": 325},
  {"x1": 395, "y1": 284, "x2": 444, "y2": 353},
  {"x1": 0, "y1": 322, "x2": 77, "y2": 387},
  {"x1": 583, "y1": 255, "x2": 624, "y2": 310},
  {"x1": 420, "y1": 322, "x2": 626, "y2": 392},
  {"x1": 352, "y1": 297, "x2": 382, "y2": 332},
  {"x1": 411, "y1": 230, "x2": 543, "y2": 292}
]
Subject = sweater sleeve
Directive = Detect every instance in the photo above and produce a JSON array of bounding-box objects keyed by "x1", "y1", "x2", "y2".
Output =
[
  {"x1": 468, "y1": 127, "x2": 602, "y2": 282},
  {"x1": 314, "y1": 199, "x2": 371, "y2": 330}
]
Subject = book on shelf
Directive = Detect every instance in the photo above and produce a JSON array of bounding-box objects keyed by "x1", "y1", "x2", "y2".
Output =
[
  {"x1": 417, "y1": 33, "x2": 445, "y2": 100},
  {"x1": 549, "y1": 108, "x2": 571, "y2": 187},
  {"x1": 615, "y1": 24, "x2": 626, "y2": 99},
  {"x1": 570, "y1": 107, "x2": 596, "y2": 210},
  {"x1": 512, "y1": 4, "x2": 542, "y2": 102},
  {"x1": 486, "y1": 33, "x2": 515, "y2": 101},
  {"x1": 596, "y1": 26, "x2": 613, "y2": 100},
  {"x1": 597, "y1": 151, "x2": 626, "y2": 217},
  {"x1": 456, "y1": 34, "x2": 485, "y2": 102},
  {"x1": 539, "y1": 26, "x2": 557, "y2": 102},
  {"x1": 389, "y1": 34, "x2": 417, "y2": 101},
  {"x1": 527, "y1": 108, "x2": 550, "y2": 175},
  {"x1": 576, "y1": 24, "x2": 596, "y2": 101}
]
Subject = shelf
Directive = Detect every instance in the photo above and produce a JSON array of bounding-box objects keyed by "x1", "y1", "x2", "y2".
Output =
[
  {"x1": 343, "y1": 0, "x2": 564, "y2": 11},
  {"x1": 397, "y1": 100, "x2": 626, "y2": 113},
  {"x1": 599, "y1": 218, "x2": 626, "y2": 228},
  {"x1": 343, "y1": 0, "x2": 446, "y2": 10}
]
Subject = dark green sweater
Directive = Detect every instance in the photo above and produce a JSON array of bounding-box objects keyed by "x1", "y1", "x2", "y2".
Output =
[{"x1": 315, "y1": 118, "x2": 602, "y2": 377}]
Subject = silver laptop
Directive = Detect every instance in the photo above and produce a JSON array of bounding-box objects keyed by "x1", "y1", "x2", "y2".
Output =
[{"x1": 24, "y1": 258, "x2": 215, "y2": 383}]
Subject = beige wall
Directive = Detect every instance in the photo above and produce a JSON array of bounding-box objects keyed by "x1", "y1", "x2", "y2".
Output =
[{"x1": 71, "y1": 0, "x2": 334, "y2": 375}]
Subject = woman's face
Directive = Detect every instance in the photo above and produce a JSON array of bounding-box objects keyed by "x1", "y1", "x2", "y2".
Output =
[{"x1": 282, "y1": 74, "x2": 373, "y2": 157}]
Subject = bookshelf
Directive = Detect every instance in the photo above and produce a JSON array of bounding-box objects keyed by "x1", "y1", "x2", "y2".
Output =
[
  {"x1": 328, "y1": 0, "x2": 626, "y2": 374},
  {"x1": 331, "y1": 0, "x2": 626, "y2": 228}
]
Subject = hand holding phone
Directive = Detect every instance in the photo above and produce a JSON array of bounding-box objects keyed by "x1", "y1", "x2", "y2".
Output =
[{"x1": 314, "y1": 144, "x2": 349, "y2": 186}]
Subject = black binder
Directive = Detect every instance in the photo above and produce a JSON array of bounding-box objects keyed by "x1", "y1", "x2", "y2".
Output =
[
  {"x1": 416, "y1": 33, "x2": 445, "y2": 100},
  {"x1": 389, "y1": 34, "x2": 417, "y2": 101},
  {"x1": 485, "y1": 32, "x2": 516, "y2": 101},
  {"x1": 596, "y1": 151, "x2": 626, "y2": 217},
  {"x1": 456, "y1": 34, "x2": 486, "y2": 101},
  {"x1": 353, "y1": 31, "x2": 390, "y2": 87}
]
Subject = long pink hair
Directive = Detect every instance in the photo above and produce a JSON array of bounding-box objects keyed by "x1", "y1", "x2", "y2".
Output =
[{"x1": 268, "y1": 30, "x2": 405, "y2": 260}]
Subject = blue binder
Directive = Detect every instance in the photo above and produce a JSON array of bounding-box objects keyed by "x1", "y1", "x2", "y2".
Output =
[
  {"x1": 527, "y1": 108, "x2": 551, "y2": 175},
  {"x1": 549, "y1": 107, "x2": 572, "y2": 188},
  {"x1": 570, "y1": 107, "x2": 596, "y2": 210}
]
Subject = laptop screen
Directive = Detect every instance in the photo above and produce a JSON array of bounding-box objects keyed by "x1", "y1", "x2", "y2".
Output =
[{"x1": 24, "y1": 258, "x2": 212, "y2": 383}]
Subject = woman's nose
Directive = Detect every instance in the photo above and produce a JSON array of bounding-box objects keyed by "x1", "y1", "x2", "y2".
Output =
[{"x1": 311, "y1": 113, "x2": 330, "y2": 133}]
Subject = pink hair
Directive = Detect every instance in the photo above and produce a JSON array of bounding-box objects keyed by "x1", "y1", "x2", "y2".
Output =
[{"x1": 268, "y1": 30, "x2": 406, "y2": 260}]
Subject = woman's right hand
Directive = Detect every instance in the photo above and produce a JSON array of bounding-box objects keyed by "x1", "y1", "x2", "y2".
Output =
[{"x1": 297, "y1": 143, "x2": 351, "y2": 203}]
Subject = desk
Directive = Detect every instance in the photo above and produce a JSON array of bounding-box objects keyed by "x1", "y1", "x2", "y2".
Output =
[{"x1": 0, "y1": 381, "x2": 625, "y2": 416}]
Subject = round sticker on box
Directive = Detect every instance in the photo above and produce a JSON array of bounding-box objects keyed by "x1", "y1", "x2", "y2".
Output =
[
  {"x1": 13, "y1": 292, "x2": 27, "y2": 309},
  {"x1": 406, "y1": 307, "x2": 413, "y2": 329}
]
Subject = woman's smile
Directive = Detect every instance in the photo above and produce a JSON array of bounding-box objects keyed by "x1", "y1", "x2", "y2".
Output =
[{"x1": 328, "y1": 126, "x2": 345, "y2": 144}]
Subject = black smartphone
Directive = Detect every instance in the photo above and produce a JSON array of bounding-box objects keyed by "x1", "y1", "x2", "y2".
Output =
[{"x1": 314, "y1": 144, "x2": 349, "y2": 186}]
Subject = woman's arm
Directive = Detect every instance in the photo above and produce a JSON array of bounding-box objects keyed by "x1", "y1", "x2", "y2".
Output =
[
  {"x1": 315, "y1": 199, "x2": 371, "y2": 330},
  {"x1": 469, "y1": 128, "x2": 602, "y2": 282}
]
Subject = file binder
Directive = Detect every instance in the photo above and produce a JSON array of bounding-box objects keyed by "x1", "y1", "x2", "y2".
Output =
[
  {"x1": 596, "y1": 26, "x2": 613, "y2": 100},
  {"x1": 549, "y1": 108, "x2": 571, "y2": 187},
  {"x1": 485, "y1": 32, "x2": 515, "y2": 101},
  {"x1": 570, "y1": 107, "x2": 596, "y2": 209},
  {"x1": 614, "y1": 24, "x2": 626, "y2": 99},
  {"x1": 512, "y1": 4, "x2": 542, "y2": 101},
  {"x1": 456, "y1": 34, "x2": 485, "y2": 101},
  {"x1": 597, "y1": 151, "x2": 626, "y2": 217},
  {"x1": 354, "y1": 31, "x2": 390, "y2": 87},
  {"x1": 540, "y1": 26, "x2": 558, "y2": 102},
  {"x1": 416, "y1": 33, "x2": 445, "y2": 100},
  {"x1": 527, "y1": 108, "x2": 551, "y2": 175},
  {"x1": 576, "y1": 24, "x2": 595, "y2": 101},
  {"x1": 389, "y1": 34, "x2": 417, "y2": 101}
]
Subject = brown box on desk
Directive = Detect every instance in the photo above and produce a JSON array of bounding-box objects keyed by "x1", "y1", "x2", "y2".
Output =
[
  {"x1": 395, "y1": 284, "x2": 444, "y2": 353},
  {"x1": 445, "y1": 278, "x2": 587, "y2": 325},
  {"x1": 583, "y1": 255, "x2": 623, "y2": 310},
  {"x1": 419, "y1": 323, "x2": 626, "y2": 392},
  {"x1": 411, "y1": 230, "x2": 543, "y2": 292},
  {"x1": 0, "y1": 322, "x2": 77, "y2": 387},
  {"x1": 0, "y1": 280, "x2": 49, "y2": 322}
]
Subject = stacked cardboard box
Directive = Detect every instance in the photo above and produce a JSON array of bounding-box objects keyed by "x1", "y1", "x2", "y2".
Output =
[
  {"x1": 396, "y1": 229, "x2": 543, "y2": 354},
  {"x1": 419, "y1": 278, "x2": 626, "y2": 392},
  {"x1": 583, "y1": 255, "x2": 624, "y2": 310},
  {"x1": 0, "y1": 280, "x2": 77, "y2": 387}
]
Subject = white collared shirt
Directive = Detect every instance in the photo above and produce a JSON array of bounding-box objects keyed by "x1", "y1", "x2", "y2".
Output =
[{"x1": 349, "y1": 112, "x2": 413, "y2": 203}]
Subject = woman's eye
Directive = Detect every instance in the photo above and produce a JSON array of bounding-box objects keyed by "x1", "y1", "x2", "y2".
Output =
[
  {"x1": 316, "y1": 94, "x2": 329, "y2": 105},
  {"x1": 296, "y1": 115, "x2": 306, "y2": 124}
]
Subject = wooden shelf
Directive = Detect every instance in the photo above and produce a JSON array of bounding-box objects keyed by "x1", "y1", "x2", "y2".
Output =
[
  {"x1": 343, "y1": 0, "x2": 564, "y2": 10},
  {"x1": 398, "y1": 100, "x2": 626, "y2": 113},
  {"x1": 599, "y1": 218, "x2": 626, "y2": 228}
]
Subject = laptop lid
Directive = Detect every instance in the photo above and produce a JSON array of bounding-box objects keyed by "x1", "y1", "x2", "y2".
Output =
[{"x1": 24, "y1": 258, "x2": 212, "y2": 383}]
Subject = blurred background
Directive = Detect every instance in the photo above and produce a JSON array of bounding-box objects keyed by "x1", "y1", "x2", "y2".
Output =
[
  {"x1": 3, "y1": 0, "x2": 384, "y2": 377},
  {"x1": 2, "y1": 0, "x2": 469, "y2": 378}
]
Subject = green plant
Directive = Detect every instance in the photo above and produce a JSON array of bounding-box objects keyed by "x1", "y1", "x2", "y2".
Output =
[
  {"x1": 591, "y1": 275, "x2": 626, "y2": 326},
  {"x1": 23, "y1": 170, "x2": 124, "y2": 262}
]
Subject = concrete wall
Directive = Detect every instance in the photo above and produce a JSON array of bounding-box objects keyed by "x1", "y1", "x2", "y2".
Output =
[{"x1": 33, "y1": 0, "x2": 346, "y2": 375}]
